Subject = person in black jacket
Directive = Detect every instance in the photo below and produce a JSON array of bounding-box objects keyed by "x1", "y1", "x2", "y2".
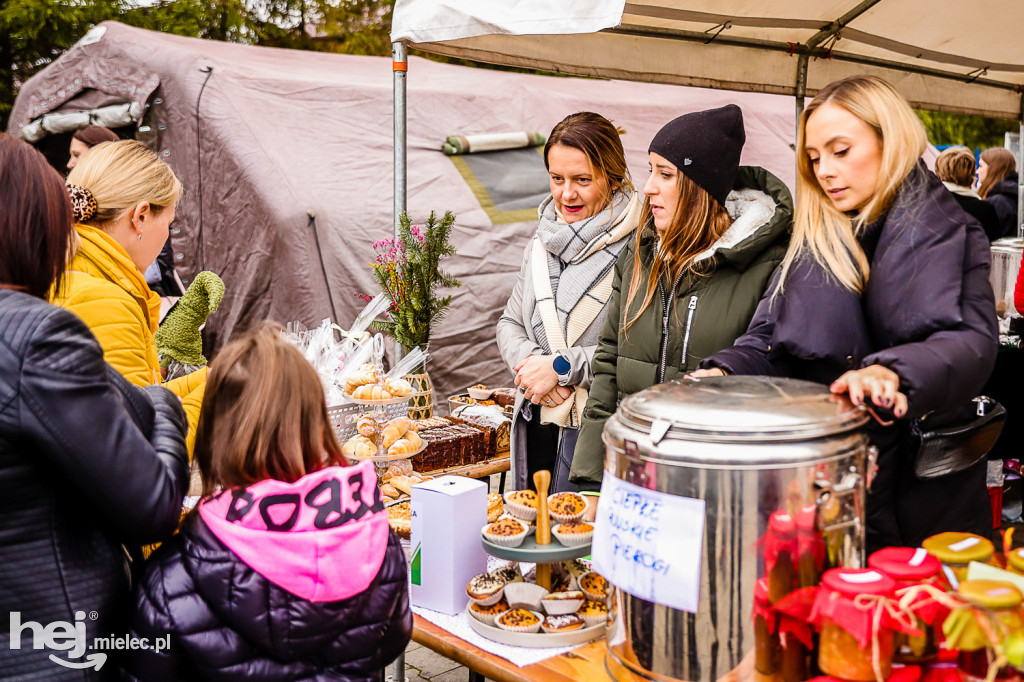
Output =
[
  {"x1": 694, "y1": 76, "x2": 998, "y2": 550},
  {"x1": 120, "y1": 325, "x2": 412, "y2": 682},
  {"x1": 935, "y1": 147, "x2": 1002, "y2": 242},
  {"x1": 0, "y1": 134, "x2": 189, "y2": 680},
  {"x1": 978, "y1": 146, "x2": 1019, "y2": 239}
]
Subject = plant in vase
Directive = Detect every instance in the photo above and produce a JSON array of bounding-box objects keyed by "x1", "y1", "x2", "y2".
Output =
[{"x1": 367, "y1": 210, "x2": 461, "y2": 418}]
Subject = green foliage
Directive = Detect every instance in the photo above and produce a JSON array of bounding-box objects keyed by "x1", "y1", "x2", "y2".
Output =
[
  {"x1": 916, "y1": 110, "x2": 1017, "y2": 150},
  {"x1": 368, "y1": 211, "x2": 461, "y2": 350}
]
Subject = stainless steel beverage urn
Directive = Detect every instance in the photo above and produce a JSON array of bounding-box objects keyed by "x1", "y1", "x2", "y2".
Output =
[{"x1": 598, "y1": 376, "x2": 871, "y2": 682}]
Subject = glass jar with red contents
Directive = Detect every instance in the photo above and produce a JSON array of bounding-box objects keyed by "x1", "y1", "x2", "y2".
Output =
[
  {"x1": 767, "y1": 510, "x2": 797, "y2": 604},
  {"x1": 868, "y1": 547, "x2": 945, "y2": 663},
  {"x1": 810, "y1": 568, "x2": 901, "y2": 682},
  {"x1": 945, "y1": 580, "x2": 1024, "y2": 682},
  {"x1": 754, "y1": 577, "x2": 781, "y2": 682}
]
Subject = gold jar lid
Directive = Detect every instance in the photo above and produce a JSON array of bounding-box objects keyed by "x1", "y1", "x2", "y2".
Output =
[
  {"x1": 922, "y1": 532, "x2": 994, "y2": 564},
  {"x1": 957, "y1": 580, "x2": 1023, "y2": 610},
  {"x1": 1009, "y1": 547, "x2": 1024, "y2": 572}
]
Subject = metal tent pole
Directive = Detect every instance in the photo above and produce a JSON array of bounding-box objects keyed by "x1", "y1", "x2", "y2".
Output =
[
  {"x1": 393, "y1": 40, "x2": 408, "y2": 364},
  {"x1": 1018, "y1": 93, "x2": 1023, "y2": 238}
]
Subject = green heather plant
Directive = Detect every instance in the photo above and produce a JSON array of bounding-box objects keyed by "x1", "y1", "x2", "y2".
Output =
[{"x1": 364, "y1": 210, "x2": 461, "y2": 353}]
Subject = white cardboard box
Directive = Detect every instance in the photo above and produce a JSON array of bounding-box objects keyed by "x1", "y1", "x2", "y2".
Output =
[{"x1": 409, "y1": 475, "x2": 488, "y2": 614}]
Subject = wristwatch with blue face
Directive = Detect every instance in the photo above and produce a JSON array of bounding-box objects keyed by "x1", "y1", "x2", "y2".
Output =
[{"x1": 552, "y1": 353, "x2": 571, "y2": 385}]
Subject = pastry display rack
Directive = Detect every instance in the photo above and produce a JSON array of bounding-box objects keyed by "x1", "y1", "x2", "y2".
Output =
[{"x1": 472, "y1": 470, "x2": 604, "y2": 648}]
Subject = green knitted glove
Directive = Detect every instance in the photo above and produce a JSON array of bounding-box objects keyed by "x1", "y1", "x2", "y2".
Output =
[{"x1": 155, "y1": 271, "x2": 225, "y2": 368}]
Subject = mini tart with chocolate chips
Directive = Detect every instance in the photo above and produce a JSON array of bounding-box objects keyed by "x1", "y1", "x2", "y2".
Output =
[
  {"x1": 495, "y1": 608, "x2": 542, "y2": 633},
  {"x1": 579, "y1": 571, "x2": 608, "y2": 601},
  {"x1": 504, "y1": 489, "x2": 539, "y2": 521},
  {"x1": 483, "y1": 517, "x2": 528, "y2": 548},
  {"x1": 577, "y1": 599, "x2": 608, "y2": 627},
  {"x1": 547, "y1": 492, "x2": 587, "y2": 523},
  {"x1": 468, "y1": 598, "x2": 509, "y2": 626},
  {"x1": 551, "y1": 520, "x2": 594, "y2": 547}
]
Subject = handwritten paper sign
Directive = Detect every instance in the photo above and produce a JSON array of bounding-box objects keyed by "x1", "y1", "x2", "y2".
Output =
[{"x1": 591, "y1": 475, "x2": 705, "y2": 614}]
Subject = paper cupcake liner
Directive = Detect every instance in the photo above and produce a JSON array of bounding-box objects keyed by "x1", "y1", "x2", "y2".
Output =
[
  {"x1": 503, "y1": 493, "x2": 539, "y2": 521},
  {"x1": 579, "y1": 608, "x2": 608, "y2": 628},
  {"x1": 578, "y1": 572, "x2": 608, "y2": 603},
  {"x1": 547, "y1": 492, "x2": 587, "y2": 524},
  {"x1": 552, "y1": 524, "x2": 593, "y2": 547},
  {"x1": 495, "y1": 610, "x2": 544, "y2": 634},
  {"x1": 541, "y1": 595, "x2": 585, "y2": 616},
  {"x1": 541, "y1": 616, "x2": 585, "y2": 634},
  {"x1": 467, "y1": 588, "x2": 505, "y2": 607},
  {"x1": 468, "y1": 603, "x2": 508, "y2": 626},
  {"x1": 503, "y1": 582, "x2": 550, "y2": 611},
  {"x1": 481, "y1": 522, "x2": 528, "y2": 548}
]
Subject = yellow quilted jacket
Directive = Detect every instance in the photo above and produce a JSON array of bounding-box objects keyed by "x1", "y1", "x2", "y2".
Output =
[{"x1": 52, "y1": 224, "x2": 205, "y2": 455}]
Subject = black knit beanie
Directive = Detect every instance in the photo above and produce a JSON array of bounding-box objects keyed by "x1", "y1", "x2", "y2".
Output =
[{"x1": 648, "y1": 104, "x2": 745, "y2": 207}]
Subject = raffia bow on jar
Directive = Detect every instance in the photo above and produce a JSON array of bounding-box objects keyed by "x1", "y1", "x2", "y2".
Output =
[{"x1": 809, "y1": 568, "x2": 922, "y2": 682}]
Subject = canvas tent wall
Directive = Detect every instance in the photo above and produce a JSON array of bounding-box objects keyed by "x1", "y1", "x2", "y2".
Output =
[{"x1": 10, "y1": 21, "x2": 799, "y2": 401}]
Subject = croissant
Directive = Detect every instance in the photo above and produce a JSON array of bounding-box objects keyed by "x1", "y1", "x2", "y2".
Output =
[
  {"x1": 342, "y1": 435, "x2": 376, "y2": 459},
  {"x1": 381, "y1": 417, "x2": 413, "y2": 449},
  {"x1": 344, "y1": 369, "x2": 377, "y2": 394},
  {"x1": 385, "y1": 377, "x2": 414, "y2": 398},
  {"x1": 388, "y1": 437, "x2": 416, "y2": 455},
  {"x1": 357, "y1": 416, "x2": 377, "y2": 438},
  {"x1": 353, "y1": 384, "x2": 392, "y2": 400},
  {"x1": 403, "y1": 430, "x2": 423, "y2": 450}
]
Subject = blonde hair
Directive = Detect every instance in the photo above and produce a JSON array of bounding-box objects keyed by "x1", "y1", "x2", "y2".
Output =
[
  {"x1": 780, "y1": 75, "x2": 926, "y2": 296},
  {"x1": 66, "y1": 139, "x2": 181, "y2": 226},
  {"x1": 978, "y1": 147, "x2": 1016, "y2": 199},
  {"x1": 624, "y1": 173, "x2": 730, "y2": 331},
  {"x1": 935, "y1": 147, "x2": 977, "y2": 188}
]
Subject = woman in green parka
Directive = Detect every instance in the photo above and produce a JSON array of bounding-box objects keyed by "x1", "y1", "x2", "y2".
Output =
[{"x1": 571, "y1": 104, "x2": 793, "y2": 488}]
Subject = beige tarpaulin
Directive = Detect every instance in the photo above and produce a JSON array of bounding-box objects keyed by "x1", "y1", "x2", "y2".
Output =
[{"x1": 392, "y1": 0, "x2": 1024, "y2": 119}]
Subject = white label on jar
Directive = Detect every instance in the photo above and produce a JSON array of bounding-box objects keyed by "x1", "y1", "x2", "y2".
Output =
[
  {"x1": 840, "y1": 570, "x2": 884, "y2": 584},
  {"x1": 948, "y1": 537, "x2": 981, "y2": 552},
  {"x1": 591, "y1": 475, "x2": 705, "y2": 614},
  {"x1": 910, "y1": 548, "x2": 928, "y2": 566}
]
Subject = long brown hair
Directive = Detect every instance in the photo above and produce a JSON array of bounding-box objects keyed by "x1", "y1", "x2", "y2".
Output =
[
  {"x1": 544, "y1": 112, "x2": 633, "y2": 207},
  {"x1": 0, "y1": 134, "x2": 74, "y2": 299},
  {"x1": 623, "y1": 172, "x2": 731, "y2": 331},
  {"x1": 194, "y1": 324, "x2": 346, "y2": 496},
  {"x1": 978, "y1": 147, "x2": 1016, "y2": 199}
]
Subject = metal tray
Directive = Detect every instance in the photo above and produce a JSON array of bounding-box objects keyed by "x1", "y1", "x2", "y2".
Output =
[
  {"x1": 465, "y1": 606, "x2": 605, "y2": 648},
  {"x1": 481, "y1": 534, "x2": 591, "y2": 562}
]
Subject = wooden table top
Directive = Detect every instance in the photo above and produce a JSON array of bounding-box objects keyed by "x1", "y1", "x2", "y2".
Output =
[
  {"x1": 412, "y1": 614, "x2": 618, "y2": 682},
  {"x1": 422, "y1": 452, "x2": 510, "y2": 480}
]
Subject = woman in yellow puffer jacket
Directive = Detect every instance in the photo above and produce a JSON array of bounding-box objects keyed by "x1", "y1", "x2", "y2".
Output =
[{"x1": 53, "y1": 140, "x2": 205, "y2": 455}]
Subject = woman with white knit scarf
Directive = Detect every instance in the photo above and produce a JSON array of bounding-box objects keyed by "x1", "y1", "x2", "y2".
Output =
[{"x1": 496, "y1": 112, "x2": 642, "y2": 494}]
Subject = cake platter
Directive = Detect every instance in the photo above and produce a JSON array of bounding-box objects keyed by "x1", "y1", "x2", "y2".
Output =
[
  {"x1": 481, "y1": 534, "x2": 591, "y2": 563},
  {"x1": 465, "y1": 606, "x2": 605, "y2": 648},
  {"x1": 346, "y1": 393, "x2": 419, "y2": 407},
  {"x1": 348, "y1": 439, "x2": 428, "y2": 463}
]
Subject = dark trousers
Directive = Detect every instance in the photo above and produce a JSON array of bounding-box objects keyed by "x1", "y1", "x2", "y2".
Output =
[{"x1": 522, "y1": 406, "x2": 580, "y2": 494}]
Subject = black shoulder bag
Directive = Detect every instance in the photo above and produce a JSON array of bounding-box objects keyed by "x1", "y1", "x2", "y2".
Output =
[{"x1": 911, "y1": 396, "x2": 1006, "y2": 480}]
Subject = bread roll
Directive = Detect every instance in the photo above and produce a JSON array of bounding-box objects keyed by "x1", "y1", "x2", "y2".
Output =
[
  {"x1": 357, "y1": 416, "x2": 377, "y2": 438},
  {"x1": 381, "y1": 417, "x2": 413, "y2": 449},
  {"x1": 380, "y1": 483, "x2": 400, "y2": 500}
]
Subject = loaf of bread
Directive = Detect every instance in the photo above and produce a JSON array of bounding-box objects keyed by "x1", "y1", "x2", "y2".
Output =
[{"x1": 381, "y1": 417, "x2": 413, "y2": 449}]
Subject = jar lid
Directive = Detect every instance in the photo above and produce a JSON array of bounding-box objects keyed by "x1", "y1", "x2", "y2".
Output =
[
  {"x1": 868, "y1": 547, "x2": 942, "y2": 581},
  {"x1": 921, "y1": 532, "x2": 994, "y2": 564},
  {"x1": 615, "y1": 375, "x2": 868, "y2": 444},
  {"x1": 1009, "y1": 547, "x2": 1024, "y2": 572},
  {"x1": 795, "y1": 504, "x2": 817, "y2": 533},
  {"x1": 821, "y1": 568, "x2": 895, "y2": 598},
  {"x1": 754, "y1": 577, "x2": 771, "y2": 605},
  {"x1": 769, "y1": 510, "x2": 796, "y2": 537},
  {"x1": 957, "y1": 580, "x2": 1023, "y2": 610}
]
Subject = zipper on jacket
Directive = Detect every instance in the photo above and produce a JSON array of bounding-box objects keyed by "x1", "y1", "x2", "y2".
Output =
[
  {"x1": 680, "y1": 295, "x2": 699, "y2": 370},
  {"x1": 657, "y1": 272, "x2": 684, "y2": 384}
]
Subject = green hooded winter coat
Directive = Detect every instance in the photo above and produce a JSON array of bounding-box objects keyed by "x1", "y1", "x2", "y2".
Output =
[{"x1": 570, "y1": 166, "x2": 793, "y2": 486}]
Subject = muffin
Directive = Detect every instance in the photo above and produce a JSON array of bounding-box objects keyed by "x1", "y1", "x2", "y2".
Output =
[
  {"x1": 466, "y1": 573, "x2": 505, "y2": 606},
  {"x1": 578, "y1": 599, "x2": 608, "y2": 628},
  {"x1": 541, "y1": 590, "x2": 585, "y2": 615},
  {"x1": 495, "y1": 608, "x2": 542, "y2": 634},
  {"x1": 491, "y1": 565, "x2": 524, "y2": 585},
  {"x1": 500, "y1": 511, "x2": 535, "y2": 536},
  {"x1": 482, "y1": 517, "x2": 528, "y2": 548},
  {"x1": 469, "y1": 598, "x2": 509, "y2": 626},
  {"x1": 547, "y1": 492, "x2": 587, "y2": 523},
  {"x1": 503, "y1": 582, "x2": 550, "y2": 611},
  {"x1": 505, "y1": 490, "x2": 539, "y2": 521},
  {"x1": 542, "y1": 613, "x2": 585, "y2": 633},
  {"x1": 552, "y1": 520, "x2": 594, "y2": 547},
  {"x1": 579, "y1": 572, "x2": 609, "y2": 602}
]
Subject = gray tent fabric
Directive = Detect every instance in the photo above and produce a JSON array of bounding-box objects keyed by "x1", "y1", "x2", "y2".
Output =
[{"x1": 10, "y1": 21, "x2": 802, "y2": 403}]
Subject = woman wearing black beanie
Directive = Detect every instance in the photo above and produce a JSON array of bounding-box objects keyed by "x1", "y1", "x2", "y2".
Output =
[{"x1": 571, "y1": 104, "x2": 793, "y2": 487}]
